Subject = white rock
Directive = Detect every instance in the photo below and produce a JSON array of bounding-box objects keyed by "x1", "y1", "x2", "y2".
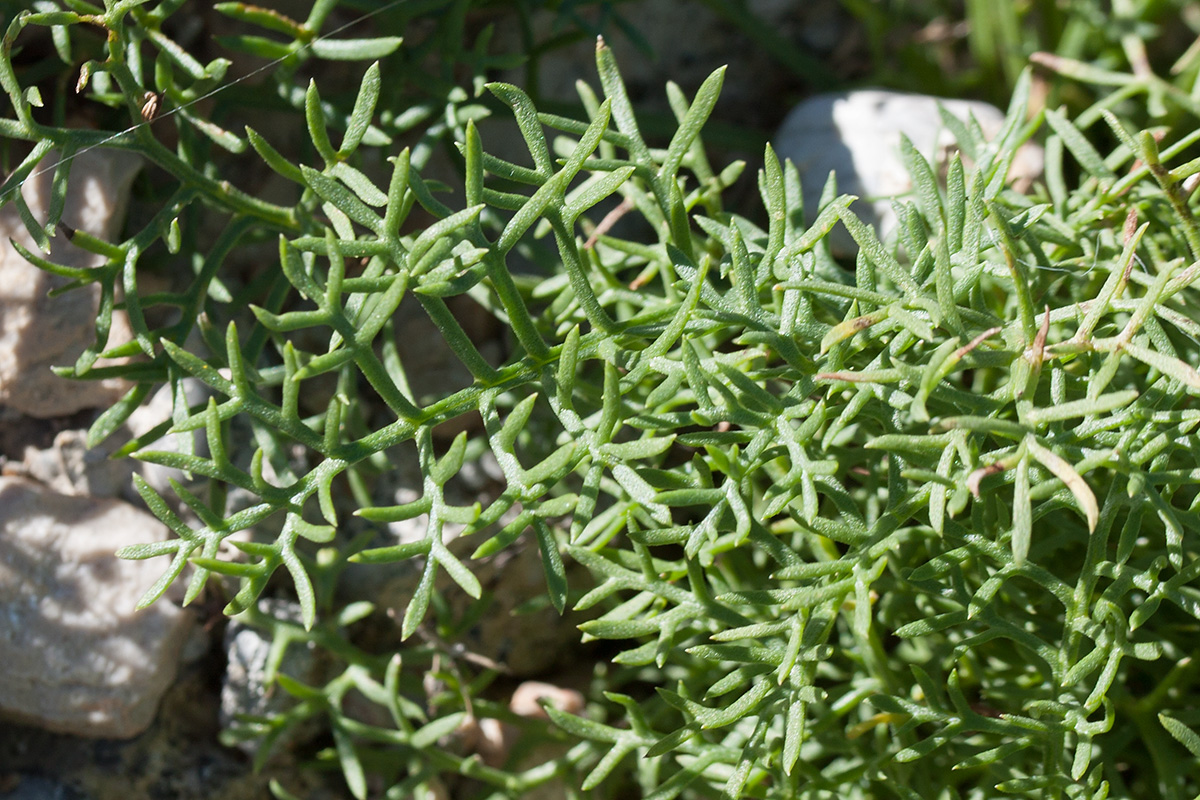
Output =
[
  {"x1": 0, "y1": 476, "x2": 190, "y2": 738},
  {"x1": 773, "y1": 90, "x2": 1044, "y2": 255},
  {"x1": 0, "y1": 149, "x2": 140, "y2": 417}
]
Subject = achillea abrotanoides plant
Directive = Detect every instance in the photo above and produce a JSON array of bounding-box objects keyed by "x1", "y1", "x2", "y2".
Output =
[{"x1": 3, "y1": 1, "x2": 1200, "y2": 797}]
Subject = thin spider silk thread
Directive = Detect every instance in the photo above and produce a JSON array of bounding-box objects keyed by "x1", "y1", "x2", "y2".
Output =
[
  {"x1": 984, "y1": 220, "x2": 1200, "y2": 349},
  {"x1": 0, "y1": 0, "x2": 406, "y2": 206},
  {"x1": 983, "y1": 225, "x2": 1104, "y2": 277}
]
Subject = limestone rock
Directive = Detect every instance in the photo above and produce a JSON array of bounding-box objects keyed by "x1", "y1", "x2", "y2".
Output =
[
  {"x1": 0, "y1": 149, "x2": 140, "y2": 417},
  {"x1": 0, "y1": 477, "x2": 191, "y2": 738},
  {"x1": 773, "y1": 90, "x2": 1045, "y2": 255}
]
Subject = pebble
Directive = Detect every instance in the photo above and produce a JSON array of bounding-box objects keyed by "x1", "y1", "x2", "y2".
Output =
[
  {"x1": 0, "y1": 477, "x2": 191, "y2": 738},
  {"x1": 220, "y1": 599, "x2": 321, "y2": 755},
  {"x1": 773, "y1": 90, "x2": 1044, "y2": 255},
  {"x1": 15, "y1": 429, "x2": 132, "y2": 500},
  {"x1": 0, "y1": 149, "x2": 140, "y2": 417}
]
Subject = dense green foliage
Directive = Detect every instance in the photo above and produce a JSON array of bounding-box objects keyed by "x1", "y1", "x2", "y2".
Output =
[{"x1": 4, "y1": 1, "x2": 1200, "y2": 798}]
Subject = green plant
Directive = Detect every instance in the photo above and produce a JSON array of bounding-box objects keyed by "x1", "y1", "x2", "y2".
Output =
[{"x1": 5, "y1": 1, "x2": 1200, "y2": 798}]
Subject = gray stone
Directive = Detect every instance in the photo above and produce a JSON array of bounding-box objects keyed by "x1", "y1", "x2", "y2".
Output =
[
  {"x1": 0, "y1": 477, "x2": 191, "y2": 738},
  {"x1": 15, "y1": 429, "x2": 133, "y2": 499},
  {"x1": 2, "y1": 380, "x2": 211, "y2": 519},
  {"x1": 773, "y1": 90, "x2": 1045, "y2": 255},
  {"x1": 220, "y1": 599, "x2": 321, "y2": 754},
  {"x1": 0, "y1": 149, "x2": 140, "y2": 417}
]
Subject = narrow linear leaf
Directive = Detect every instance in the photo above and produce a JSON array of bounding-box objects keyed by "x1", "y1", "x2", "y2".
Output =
[
  {"x1": 1160, "y1": 714, "x2": 1200, "y2": 756},
  {"x1": 1026, "y1": 438, "x2": 1098, "y2": 532},
  {"x1": 311, "y1": 36, "x2": 402, "y2": 61},
  {"x1": 340, "y1": 60, "x2": 380, "y2": 157},
  {"x1": 1122, "y1": 340, "x2": 1200, "y2": 389},
  {"x1": 1012, "y1": 452, "x2": 1032, "y2": 565}
]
